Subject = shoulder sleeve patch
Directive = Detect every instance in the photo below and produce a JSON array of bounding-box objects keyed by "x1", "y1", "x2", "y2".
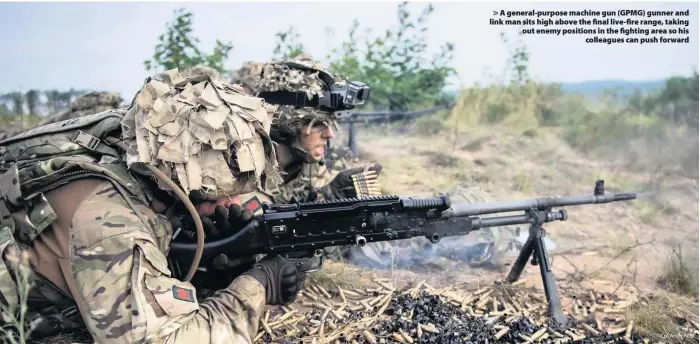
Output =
[
  {"x1": 144, "y1": 274, "x2": 199, "y2": 317},
  {"x1": 242, "y1": 196, "x2": 262, "y2": 214},
  {"x1": 172, "y1": 286, "x2": 196, "y2": 303}
]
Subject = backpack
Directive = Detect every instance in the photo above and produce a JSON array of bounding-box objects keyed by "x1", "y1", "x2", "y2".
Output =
[{"x1": 0, "y1": 109, "x2": 150, "y2": 338}]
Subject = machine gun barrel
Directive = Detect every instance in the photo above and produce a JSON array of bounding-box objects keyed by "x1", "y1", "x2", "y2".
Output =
[{"x1": 443, "y1": 193, "x2": 637, "y2": 217}]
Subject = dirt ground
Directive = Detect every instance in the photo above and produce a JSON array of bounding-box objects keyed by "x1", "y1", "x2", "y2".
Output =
[{"x1": 339, "y1": 123, "x2": 699, "y2": 293}]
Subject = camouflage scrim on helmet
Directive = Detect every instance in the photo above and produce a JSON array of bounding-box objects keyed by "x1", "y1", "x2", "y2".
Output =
[
  {"x1": 180, "y1": 65, "x2": 222, "y2": 81},
  {"x1": 120, "y1": 68, "x2": 282, "y2": 201},
  {"x1": 230, "y1": 61, "x2": 264, "y2": 93},
  {"x1": 256, "y1": 55, "x2": 330, "y2": 101}
]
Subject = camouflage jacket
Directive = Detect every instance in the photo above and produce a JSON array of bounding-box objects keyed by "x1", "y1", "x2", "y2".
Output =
[
  {"x1": 270, "y1": 160, "x2": 331, "y2": 204},
  {"x1": 0, "y1": 174, "x2": 267, "y2": 344},
  {"x1": 0, "y1": 111, "x2": 267, "y2": 343}
]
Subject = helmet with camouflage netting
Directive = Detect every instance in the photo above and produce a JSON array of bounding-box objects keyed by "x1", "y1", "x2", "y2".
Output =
[
  {"x1": 120, "y1": 67, "x2": 281, "y2": 202},
  {"x1": 230, "y1": 61, "x2": 265, "y2": 95},
  {"x1": 254, "y1": 55, "x2": 343, "y2": 163},
  {"x1": 179, "y1": 65, "x2": 223, "y2": 81}
]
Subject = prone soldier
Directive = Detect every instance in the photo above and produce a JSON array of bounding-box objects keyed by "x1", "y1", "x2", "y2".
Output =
[{"x1": 0, "y1": 69, "x2": 302, "y2": 343}]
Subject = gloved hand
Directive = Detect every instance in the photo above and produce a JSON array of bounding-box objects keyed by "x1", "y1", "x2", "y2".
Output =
[
  {"x1": 243, "y1": 255, "x2": 302, "y2": 306},
  {"x1": 171, "y1": 204, "x2": 253, "y2": 242},
  {"x1": 324, "y1": 164, "x2": 383, "y2": 199}
]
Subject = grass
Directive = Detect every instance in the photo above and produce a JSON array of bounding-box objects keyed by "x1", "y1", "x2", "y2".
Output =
[
  {"x1": 306, "y1": 260, "x2": 374, "y2": 291},
  {"x1": 656, "y1": 246, "x2": 699, "y2": 298},
  {"x1": 0, "y1": 250, "x2": 37, "y2": 344},
  {"x1": 626, "y1": 291, "x2": 699, "y2": 343}
]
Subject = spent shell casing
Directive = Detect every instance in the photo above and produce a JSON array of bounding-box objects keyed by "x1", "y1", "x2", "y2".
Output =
[
  {"x1": 582, "y1": 323, "x2": 599, "y2": 335},
  {"x1": 316, "y1": 284, "x2": 332, "y2": 298},
  {"x1": 400, "y1": 331, "x2": 413, "y2": 343},
  {"x1": 338, "y1": 287, "x2": 347, "y2": 303},
  {"x1": 363, "y1": 330, "x2": 377, "y2": 344},
  {"x1": 625, "y1": 321, "x2": 634, "y2": 337},
  {"x1": 531, "y1": 327, "x2": 548, "y2": 340},
  {"x1": 392, "y1": 333, "x2": 408, "y2": 343},
  {"x1": 607, "y1": 327, "x2": 627, "y2": 336},
  {"x1": 495, "y1": 327, "x2": 509, "y2": 340}
]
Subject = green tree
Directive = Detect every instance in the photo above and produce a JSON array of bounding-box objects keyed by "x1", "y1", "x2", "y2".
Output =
[
  {"x1": 326, "y1": 2, "x2": 456, "y2": 111},
  {"x1": 5, "y1": 92, "x2": 24, "y2": 115},
  {"x1": 24, "y1": 90, "x2": 40, "y2": 115},
  {"x1": 272, "y1": 26, "x2": 306, "y2": 60},
  {"x1": 144, "y1": 8, "x2": 233, "y2": 74},
  {"x1": 44, "y1": 90, "x2": 61, "y2": 114},
  {"x1": 500, "y1": 30, "x2": 530, "y2": 86}
]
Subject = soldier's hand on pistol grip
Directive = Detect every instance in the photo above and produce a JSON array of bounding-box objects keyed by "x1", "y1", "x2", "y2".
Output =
[
  {"x1": 210, "y1": 204, "x2": 254, "y2": 238},
  {"x1": 243, "y1": 255, "x2": 302, "y2": 306},
  {"x1": 171, "y1": 204, "x2": 254, "y2": 241}
]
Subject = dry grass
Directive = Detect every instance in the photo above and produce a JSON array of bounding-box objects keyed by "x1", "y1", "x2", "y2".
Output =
[
  {"x1": 656, "y1": 246, "x2": 699, "y2": 298},
  {"x1": 306, "y1": 260, "x2": 376, "y2": 291},
  {"x1": 29, "y1": 330, "x2": 92, "y2": 344},
  {"x1": 626, "y1": 291, "x2": 699, "y2": 343}
]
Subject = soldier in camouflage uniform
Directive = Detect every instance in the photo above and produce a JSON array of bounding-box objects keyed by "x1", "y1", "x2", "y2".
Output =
[
  {"x1": 231, "y1": 56, "x2": 379, "y2": 212},
  {"x1": 230, "y1": 60, "x2": 358, "y2": 189},
  {"x1": 0, "y1": 69, "x2": 301, "y2": 343}
]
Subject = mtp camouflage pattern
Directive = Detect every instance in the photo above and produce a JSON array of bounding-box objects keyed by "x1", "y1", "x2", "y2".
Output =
[
  {"x1": 54, "y1": 179, "x2": 265, "y2": 343},
  {"x1": 179, "y1": 65, "x2": 223, "y2": 81},
  {"x1": 0, "y1": 68, "x2": 281, "y2": 343},
  {"x1": 230, "y1": 61, "x2": 264, "y2": 94},
  {"x1": 120, "y1": 68, "x2": 281, "y2": 201}
]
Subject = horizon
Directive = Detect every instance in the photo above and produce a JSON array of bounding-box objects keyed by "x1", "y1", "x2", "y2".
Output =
[{"x1": 0, "y1": 1, "x2": 697, "y2": 99}]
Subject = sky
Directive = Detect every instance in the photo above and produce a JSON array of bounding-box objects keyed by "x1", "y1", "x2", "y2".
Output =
[{"x1": 0, "y1": 1, "x2": 697, "y2": 101}]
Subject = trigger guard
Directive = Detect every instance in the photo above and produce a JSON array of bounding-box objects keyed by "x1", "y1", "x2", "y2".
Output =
[{"x1": 285, "y1": 255, "x2": 324, "y2": 273}]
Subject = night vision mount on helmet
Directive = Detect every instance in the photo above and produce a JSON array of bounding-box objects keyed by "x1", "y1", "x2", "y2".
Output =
[{"x1": 257, "y1": 61, "x2": 370, "y2": 119}]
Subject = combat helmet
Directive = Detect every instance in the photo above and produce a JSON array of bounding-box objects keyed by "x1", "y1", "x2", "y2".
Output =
[
  {"x1": 230, "y1": 61, "x2": 265, "y2": 95},
  {"x1": 180, "y1": 65, "x2": 223, "y2": 81},
  {"x1": 121, "y1": 68, "x2": 281, "y2": 202},
  {"x1": 254, "y1": 55, "x2": 369, "y2": 163}
]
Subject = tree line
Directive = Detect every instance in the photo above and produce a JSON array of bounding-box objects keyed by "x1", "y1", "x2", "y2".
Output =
[
  {"x1": 1, "y1": 2, "x2": 697, "y2": 131},
  {"x1": 143, "y1": 3, "x2": 457, "y2": 112},
  {"x1": 0, "y1": 89, "x2": 87, "y2": 117}
]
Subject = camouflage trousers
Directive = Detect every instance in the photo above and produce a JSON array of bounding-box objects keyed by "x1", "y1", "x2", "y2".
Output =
[{"x1": 325, "y1": 185, "x2": 523, "y2": 269}]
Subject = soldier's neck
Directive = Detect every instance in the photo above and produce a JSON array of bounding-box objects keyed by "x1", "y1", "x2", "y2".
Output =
[{"x1": 275, "y1": 144, "x2": 301, "y2": 171}]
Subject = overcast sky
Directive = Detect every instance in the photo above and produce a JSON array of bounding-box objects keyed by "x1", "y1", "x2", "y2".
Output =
[{"x1": 0, "y1": 1, "x2": 697, "y2": 99}]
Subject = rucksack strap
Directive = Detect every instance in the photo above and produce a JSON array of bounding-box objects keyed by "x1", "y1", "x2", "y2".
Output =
[{"x1": 70, "y1": 130, "x2": 121, "y2": 159}]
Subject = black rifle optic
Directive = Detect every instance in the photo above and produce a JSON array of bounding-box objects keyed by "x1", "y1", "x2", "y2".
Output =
[{"x1": 168, "y1": 180, "x2": 635, "y2": 327}]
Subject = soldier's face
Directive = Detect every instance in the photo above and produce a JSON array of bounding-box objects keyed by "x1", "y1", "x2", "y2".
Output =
[{"x1": 300, "y1": 123, "x2": 335, "y2": 161}]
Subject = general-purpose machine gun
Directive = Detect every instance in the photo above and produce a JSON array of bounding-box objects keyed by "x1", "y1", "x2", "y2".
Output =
[{"x1": 169, "y1": 180, "x2": 635, "y2": 327}]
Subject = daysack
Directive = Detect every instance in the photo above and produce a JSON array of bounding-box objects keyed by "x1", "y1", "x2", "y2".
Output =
[{"x1": 0, "y1": 109, "x2": 151, "y2": 339}]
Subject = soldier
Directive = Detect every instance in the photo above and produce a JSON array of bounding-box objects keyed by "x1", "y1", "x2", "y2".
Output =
[
  {"x1": 230, "y1": 61, "x2": 264, "y2": 96},
  {"x1": 230, "y1": 60, "x2": 356, "y2": 185},
  {"x1": 0, "y1": 69, "x2": 301, "y2": 343},
  {"x1": 231, "y1": 56, "x2": 380, "y2": 211}
]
